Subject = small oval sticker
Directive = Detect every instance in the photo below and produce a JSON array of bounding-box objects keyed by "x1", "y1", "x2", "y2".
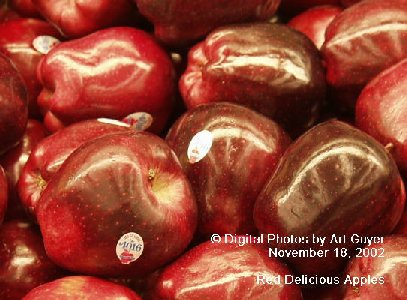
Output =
[
  {"x1": 116, "y1": 232, "x2": 144, "y2": 265},
  {"x1": 32, "y1": 36, "x2": 60, "y2": 54},
  {"x1": 122, "y1": 112, "x2": 153, "y2": 131},
  {"x1": 187, "y1": 130, "x2": 213, "y2": 164}
]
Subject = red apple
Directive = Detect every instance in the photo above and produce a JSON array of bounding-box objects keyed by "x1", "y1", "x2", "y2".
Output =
[
  {"x1": 9, "y1": 0, "x2": 40, "y2": 18},
  {"x1": 22, "y1": 276, "x2": 141, "y2": 300},
  {"x1": 342, "y1": 236, "x2": 407, "y2": 299},
  {"x1": 166, "y1": 102, "x2": 291, "y2": 238},
  {"x1": 37, "y1": 27, "x2": 175, "y2": 134},
  {"x1": 150, "y1": 240, "x2": 302, "y2": 299},
  {"x1": 322, "y1": 0, "x2": 407, "y2": 109},
  {"x1": 355, "y1": 58, "x2": 407, "y2": 176},
  {"x1": 180, "y1": 23, "x2": 326, "y2": 137},
  {"x1": 32, "y1": 0, "x2": 136, "y2": 38},
  {"x1": 0, "y1": 18, "x2": 61, "y2": 118},
  {"x1": 0, "y1": 1, "x2": 20, "y2": 22},
  {"x1": 253, "y1": 120, "x2": 406, "y2": 276},
  {"x1": 288, "y1": 5, "x2": 343, "y2": 49},
  {"x1": 340, "y1": 0, "x2": 362, "y2": 7},
  {"x1": 135, "y1": 0, "x2": 281, "y2": 46},
  {"x1": 36, "y1": 131, "x2": 197, "y2": 277},
  {"x1": 0, "y1": 220, "x2": 63, "y2": 300},
  {"x1": 280, "y1": 0, "x2": 341, "y2": 16},
  {"x1": 18, "y1": 119, "x2": 130, "y2": 218},
  {"x1": 0, "y1": 53, "x2": 28, "y2": 155},
  {"x1": 0, "y1": 119, "x2": 47, "y2": 220},
  {"x1": 0, "y1": 166, "x2": 7, "y2": 224}
]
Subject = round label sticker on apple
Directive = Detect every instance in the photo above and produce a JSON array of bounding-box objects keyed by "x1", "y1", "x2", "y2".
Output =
[
  {"x1": 122, "y1": 112, "x2": 153, "y2": 131},
  {"x1": 32, "y1": 36, "x2": 60, "y2": 54},
  {"x1": 116, "y1": 232, "x2": 144, "y2": 265},
  {"x1": 187, "y1": 130, "x2": 213, "y2": 164}
]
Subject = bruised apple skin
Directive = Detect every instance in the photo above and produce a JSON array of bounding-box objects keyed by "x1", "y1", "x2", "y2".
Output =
[
  {"x1": 37, "y1": 27, "x2": 175, "y2": 133},
  {"x1": 22, "y1": 276, "x2": 141, "y2": 300},
  {"x1": 36, "y1": 131, "x2": 197, "y2": 277},
  {"x1": 0, "y1": 166, "x2": 7, "y2": 224},
  {"x1": 32, "y1": 0, "x2": 135, "y2": 38},
  {"x1": 135, "y1": 0, "x2": 281, "y2": 46},
  {"x1": 321, "y1": 0, "x2": 407, "y2": 109},
  {"x1": 355, "y1": 59, "x2": 407, "y2": 176},
  {"x1": 180, "y1": 23, "x2": 326, "y2": 137},
  {"x1": 0, "y1": 119, "x2": 47, "y2": 220},
  {"x1": 9, "y1": 0, "x2": 40, "y2": 18},
  {"x1": 18, "y1": 119, "x2": 130, "y2": 218},
  {"x1": 166, "y1": 102, "x2": 291, "y2": 237},
  {"x1": 342, "y1": 236, "x2": 407, "y2": 299},
  {"x1": 253, "y1": 120, "x2": 406, "y2": 276},
  {"x1": 150, "y1": 240, "x2": 302, "y2": 300},
  {"x1": 0, "y1": 220, "x2": 63, "y2": 300},
  {"x1": 0, "y1": 18, "x2": 62, "y2": 118}
]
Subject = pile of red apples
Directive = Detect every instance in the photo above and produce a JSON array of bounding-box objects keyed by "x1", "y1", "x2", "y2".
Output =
[{"x1": 0, "y1": 0, "x2": 406, "y2": 299}]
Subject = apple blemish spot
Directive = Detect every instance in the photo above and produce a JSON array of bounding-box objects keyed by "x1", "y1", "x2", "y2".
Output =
[
  {"x1": 32, "y1": 36, "x2": 60, "y2": 54},
  {"x1": 116, "y1": 232, "x2": 144, "y2": 265},
  {"x1": 187, "y1": 130, "x2": 213, "y2": 164}
]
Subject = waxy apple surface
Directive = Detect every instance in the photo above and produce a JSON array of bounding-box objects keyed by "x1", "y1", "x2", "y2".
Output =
[
  {"x1": 10, "y1": 0, "x2": 40, "y2": 18},
  {"x1": 322, "y1": 0, "x2": 407, "y2": 109},
  {"x1": 37, "y1": 131, "x2": 197, "y2": 276},
  {"x1": 0, "y1": 119, "x2": 47, "y2": 220},
  {"x1": 32, "y1": 0, "x2": 135, "y2": 38},
  {"x1": 0, "y1": 18, "x2": 61, "y2": 117},
  {"x1": 22, "y1": 276, "x2": 141, "y2": 300},
  {"x1": 0, "y1": 220, "x2": 63, "y2": 300},
  {"x1": 343, "y1": 236, "x2": 407, "y2": 299},
  {"x1": 0, "y1": 53, "x2": 27, "y2": 155},
  {"x1": 135, "y1": 0, "x2": 281, "y2": 46},
  {"x1": 356, "y1": 59, "x2": 407, "y2": 176},
  {"x1": 37, "y1": 27, "x2": 175, "y2": 133},
  {"x1": 0, "y1": 166, "x2": 7, "y2": 224},
  {"x1": 166, "y1": 102, "x2": 291, "y2": 237},
  {"x1": 151, "y1": 240, "x2": 302, "y2": 300},
  {"x1": 180, "y1": 23, "x2": 326, "y2": 137},
  {"x1": 18, "y1": 119, "x2": 130, "y2": 218},
  {"x1": 254, "y1": 120, "x2": 406, "y2": 276}
]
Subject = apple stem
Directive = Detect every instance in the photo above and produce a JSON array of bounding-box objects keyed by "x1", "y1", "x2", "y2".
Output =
[{"x1": 148, "y1": 169, "x2": 156, "y2": 181}]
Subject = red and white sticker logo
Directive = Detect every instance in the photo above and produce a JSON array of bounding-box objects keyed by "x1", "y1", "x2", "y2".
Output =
[
  {"x1": 187, "y1": 130, "x2": 213, "y2": 164},
  {"x1": 32, "y1": 36, "x2": 60, "y2": 54},
  {"x1": 122, "y1": 112, "x2": 153, "y2": 131},
  {"x1": 116, "y1": 232, "x2": 144, "y2": 265}
]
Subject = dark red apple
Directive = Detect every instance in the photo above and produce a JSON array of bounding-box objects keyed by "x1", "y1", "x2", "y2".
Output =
[
  {"x1": 0, "y1": 1, "x2": 20, "y2": 22},
  {"x1": 9, "y1": 0, "x2": 40, "y2": 18},
  {"x1": 180, "y1": 23, "x2": 326, "y2": 137},
  {"x1": 22, "y1": 276, "x2": 141, "y2": 300},
  {"x1": 355, "y1": 58, "x2": 407, "y2": 176},
  {"x1": 0, "y1": 119, "x2": 47, "y2": 220},
  {"x1": 288, "y1": 5, "x2": 343, "y2": 49},
  {"x1": 37, "y1": 27, "x2": 175, "y2": 133},
  {"x1": 340, "y1": 0, "x2": 362, "y2": 7},
  {"x1": 322, "y1": 0, "x2": 407, "y2": 109},
  {"x1": 0, "y1": 53, "x2": 28, "y2": 155},
  {"x1": 150, "y1": 240, "x2": 302, "y2": 299},
  {"x1": 32, "y1": 0, "x2": 136, "y2": 38},
  {"x1": 0, "y1": 220, "x2": 63, "y2": 300},
  {"x1": 254, "y1": 120, "x2": 406, "y2": 276},
  {"x1": 36, "y1": 131, "x2": 197, "y2": 277},
  {"x1": 166, "y1": 102, "x2": 291, "y2": 238},
  {"x1": 394, "y1": 200, "x2": 407, "y2": 235},
  {"x1": 135, "y1": 0, "x2": 281, "y2": 46},
  {"x1": 302, "y1": 286, "x2": 344, "y2": 300},
  {"x1": 280, "y1": 0, "x2": 341, "y2": 16},
  {"x1": 0, "y1": 18, "x2": 61, "y2": 118},
  {"x1": 342, "y1": 236, "x2": 407, "y2": 299},
  {"x1": 18, "y1": 119, "x2": 130, "y2": 218},
  {"x1": 0, "y1": 166, "x2": 7, "y2": 224}
]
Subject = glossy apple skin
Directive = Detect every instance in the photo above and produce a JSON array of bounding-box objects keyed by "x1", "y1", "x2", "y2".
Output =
[
  {"x1": 254, "y1": 120, "x2": 406, "y2": 276},
  {"x1": 166, "y1": 102, "x2": 291, "y2": 237},
  {"x1": 18, "y1": 120, "x2": 130, "y2": 218},
  {"x1": 32, "y1": 0, "x2": 135, "y2": 38},
  {"x1": 135, "y1": 0, "x2": 281, "y2": 46},
  {"x1": 0, "y1": 53, "x2": 28, "y2": 155},
  {"x1": 9, "y1": 0, "x2": 40, "y2": 18},
  {"x1": 37, "y1": 27, "x2": 175, "y2": 134},
  {"x1": 0, "y1": 220, "x2": 63, "y2": 300},
  {"x1": 23, "y1": 276, "x2": 141, "y2": 300},
  {"x1": 0, "y1": 119, "x2": 47, "y2": 220},
  {"x1": 343, "y1": 236, "x2": 407, "y2": 299},
  {"x1": 280, "y1": 0, "x2": 340, "y2": 15},
  {"x1": 322, "y1": 0, "x2": 407, "y2": 109},
  {"x1": 37, "y1": 131, "x2": 197, "y2": 277},
  {"x1": 0, "y1": 18, "x2": 61, "y2": 118},
  {"x1": 0, "y1": 166, "x2": 7, "y2": 224},
  {"x1": 150, "y1": 240, "x2": 302, "y2": 300},
  {"x1": 180, "y1": 23, "x2": 326, "y2": 137},
  {"x1": 288, "y1": 5, "x2": 343, "y2": 49},
  {"x1": 355, "y1": 59, "x2": 407, "y2": 177}
]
